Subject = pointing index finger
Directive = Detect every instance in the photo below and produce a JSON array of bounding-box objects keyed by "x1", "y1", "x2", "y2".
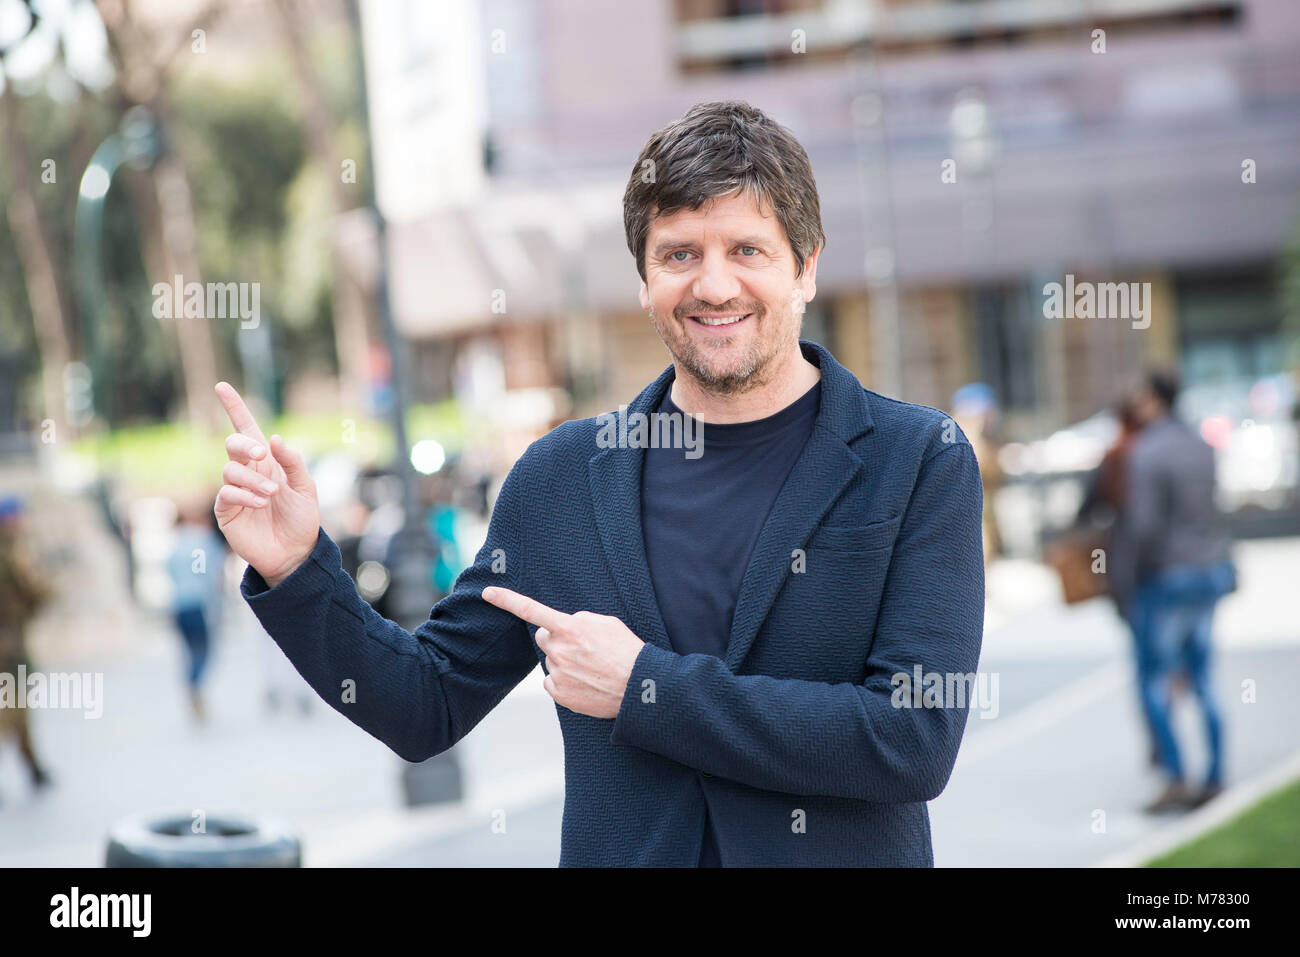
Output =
[
  {"x1": 215, "y1": 381, "x2": 268, "y2": 444},
  {"x1": 481, "y1": 586, "x2": 569, "y2": 631}
]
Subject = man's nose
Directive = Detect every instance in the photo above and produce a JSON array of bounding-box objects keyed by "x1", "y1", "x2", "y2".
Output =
[{"x1": 691, "y1": 253, "x2": 742, "y2": 307}]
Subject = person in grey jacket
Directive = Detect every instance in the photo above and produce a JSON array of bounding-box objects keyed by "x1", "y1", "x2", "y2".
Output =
[{"x1": 1125, "y1": 371, "x2": 1235, "y2": 813}]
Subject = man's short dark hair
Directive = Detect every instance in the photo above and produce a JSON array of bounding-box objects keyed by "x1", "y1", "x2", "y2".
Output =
[
  {"x1": 622, "y1": 100, "x2": 826, "y2": 283},
  {"x1": 1146, "y1": 369, "x2": 1180, "y2": 410}
]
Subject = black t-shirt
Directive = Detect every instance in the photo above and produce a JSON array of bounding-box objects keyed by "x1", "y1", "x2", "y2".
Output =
[{"x1": 640, "y1": 378, "x2": 821, "y2": 866}]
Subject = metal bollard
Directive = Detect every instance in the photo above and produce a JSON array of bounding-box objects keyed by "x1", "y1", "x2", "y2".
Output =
[{"x1": 400, "y1": 754, "x2": 463, "y2": 807}]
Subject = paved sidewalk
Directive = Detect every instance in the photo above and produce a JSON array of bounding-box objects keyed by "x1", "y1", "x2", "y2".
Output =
[
  {"x1": 0, "y1": 591, "x2": 563, "y2": 867},
  {"x1": 933, "y1": 536, "x2": 1300, "y2": 867}
]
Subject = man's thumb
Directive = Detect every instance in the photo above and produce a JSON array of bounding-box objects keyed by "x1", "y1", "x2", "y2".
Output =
[{"x1": 269, "y1": 434, "x2": 311, "y2": 491}]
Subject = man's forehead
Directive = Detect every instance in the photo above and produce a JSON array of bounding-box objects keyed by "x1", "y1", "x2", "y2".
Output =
[{"x1": 647, "y1": 191, "x2": 779, "y2": 239}]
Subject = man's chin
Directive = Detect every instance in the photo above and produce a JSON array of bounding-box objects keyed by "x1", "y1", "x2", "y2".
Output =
[{"x1": 683, "y1": 356, "x2": 763, "y2": 393}]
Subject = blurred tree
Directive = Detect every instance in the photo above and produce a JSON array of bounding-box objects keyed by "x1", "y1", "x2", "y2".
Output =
[
  {"x1": 272, "y1": 0, "x2": 373, "y2": 416},
  {"x1": 0, "y1": 78, "x2": 74, "y2": 439},
  {"x1": 0, "y1": 75, "x2": 172, "y2": 435},
  {"x1": 167, "y1": 65, "x2": 335, "y2": 413},
  {"x1": 0, "y1": 5, "x2": 76, "y2": 439},
  {"x1": 1, "y1": 0, "x2": 358, "y2": 433},
  {"x1": 95, "y1": 0, "x2": 226, "y2": 432}
]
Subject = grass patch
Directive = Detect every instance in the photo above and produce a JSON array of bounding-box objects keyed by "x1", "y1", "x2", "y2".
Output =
[{"x1": 1145, "y1": 777, "x2": 1300, "y2": 867}]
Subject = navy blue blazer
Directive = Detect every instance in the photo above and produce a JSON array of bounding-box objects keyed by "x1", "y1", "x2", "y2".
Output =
[{"x1": 241, "y1": 339, "x2": 985, "y2": 866}]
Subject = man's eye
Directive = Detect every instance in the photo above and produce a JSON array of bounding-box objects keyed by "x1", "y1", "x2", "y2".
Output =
[
  {"x1": 669, "y1": 250, "x2": 691, "y2": 262},
  {"x1": 739, "y1": 246, "x2": 758, "y2": 256}
]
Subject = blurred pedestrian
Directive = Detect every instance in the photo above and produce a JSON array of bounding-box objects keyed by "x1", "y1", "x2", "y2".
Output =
[
  {"x1": 424, "y1": 471, "x2": 465, "y2": 601},
  {"x1": 1076, "y1": 395, "x2": 1166, "y2": 765},
  {"x1": 0, "y1": 495, "x2": 53, "y2": 797},
  {"x1": 166, "y1": 496, "x2": 228, "y2": 724},
  {"x1": 1125, "y1": 371, "x2": 1235, "y2": 812},
  {"x1": 94, "y1": 476, "x2": 135, "y2": 596}
]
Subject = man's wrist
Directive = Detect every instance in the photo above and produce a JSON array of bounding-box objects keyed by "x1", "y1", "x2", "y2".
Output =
[
  {"x1": 261, "y1": 544, "x2": 315, "y2": 589},
  {"x1": 264, "y1": 566, "x2": 296, "y2": 589}
]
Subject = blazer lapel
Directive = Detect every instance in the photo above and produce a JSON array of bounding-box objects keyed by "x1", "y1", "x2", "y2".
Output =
[
  {"x1": 587, "y1": 365, "x2": 675, "y2": 653},
  {"x1": 723, "y1": 429, "x2": 863, "y2": 671},
  {"x1": 724, "y1": 341, "x2": 875, "y2": 671}
]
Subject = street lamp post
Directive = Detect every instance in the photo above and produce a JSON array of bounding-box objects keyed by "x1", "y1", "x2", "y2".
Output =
[
  {"x1": 347, "y1": 0, "x2": 458, "y2": 806},
  {"x1": 73, "y1": 106, "x2": 162, "y2": 433},
  {"x1": 345, "y1": 0, "x2": 437, "y2": 644}
]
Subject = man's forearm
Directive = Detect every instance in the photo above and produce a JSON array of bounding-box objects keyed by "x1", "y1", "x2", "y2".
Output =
[
  {"x1": 241, "y1": 528, "x2": 463, "y2": 762},
  {"x1": 242, "y1": 511, "x2": 540, "y2": 764},
  {"x1": 610, "y1": 641, "x2": 974, "y2": 803}
]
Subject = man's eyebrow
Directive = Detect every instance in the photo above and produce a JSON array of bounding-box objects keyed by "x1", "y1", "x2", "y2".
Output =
[{"x1": 650, "y1": 236, "x2": 774, "y2": 256}]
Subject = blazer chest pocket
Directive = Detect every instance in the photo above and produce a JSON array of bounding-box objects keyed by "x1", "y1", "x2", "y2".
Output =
[
  {"x1": 806, "y1": 516, "x2": 902, "y2": 553},
  {"x1": 765, "y1": 516, "x2": 903, "y2": 681}
]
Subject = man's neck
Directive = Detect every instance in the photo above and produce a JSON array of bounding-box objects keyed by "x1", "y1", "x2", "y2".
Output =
[{"x1": 669, "y1": 345, "x2": 822, "y2": 424}]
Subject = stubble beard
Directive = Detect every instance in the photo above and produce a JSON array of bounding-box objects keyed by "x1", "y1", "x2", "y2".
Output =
[{"x1": 649, "y1": 298, "x2": 801, "y2": 397}]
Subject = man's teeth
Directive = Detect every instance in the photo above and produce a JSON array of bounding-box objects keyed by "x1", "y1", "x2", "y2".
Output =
[{"x1": 695, "y1": 315, "x2": 747, "y2": 326}]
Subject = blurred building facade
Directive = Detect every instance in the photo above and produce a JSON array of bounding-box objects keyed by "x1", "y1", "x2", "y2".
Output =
[{"x1": 360, "y1": 0, "x2": 1300, "y2": 439}]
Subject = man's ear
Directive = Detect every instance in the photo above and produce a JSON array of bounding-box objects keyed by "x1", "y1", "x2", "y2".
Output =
[
  {"x1": 798, "y1": 245, "x2": 821, "y2": 304},
  {"x1": 638, "y1": 280, "x2": 649, "y2": 311}
]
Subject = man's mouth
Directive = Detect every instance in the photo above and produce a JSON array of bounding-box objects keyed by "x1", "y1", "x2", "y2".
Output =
[{"x1": 689, "y1": 313, "x2": 752, "y2": 327}]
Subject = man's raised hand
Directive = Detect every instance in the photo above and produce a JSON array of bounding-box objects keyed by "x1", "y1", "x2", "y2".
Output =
[{"x1": 214, "y1": 381, "x2": 320, "y2": 587}]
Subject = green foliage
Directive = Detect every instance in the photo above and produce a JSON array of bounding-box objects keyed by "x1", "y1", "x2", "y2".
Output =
[
  {"x1": 171, "y1": 70, "x2": 305, "y2": 250},
  {"x1": 0, "y1": 88, "x2": 122, "y2": 420},
  {"x1": 167, "y1": 66, "x2": 326, "y2": 406}
]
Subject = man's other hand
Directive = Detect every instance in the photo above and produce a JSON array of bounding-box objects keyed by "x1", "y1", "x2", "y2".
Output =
[{"x1": 482, "y1": 586, "x2": 645, "y2": 719}]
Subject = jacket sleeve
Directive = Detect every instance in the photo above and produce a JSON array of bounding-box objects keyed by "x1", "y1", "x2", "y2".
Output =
[
  {"x1": 609, "y1": 441, "x2": 985, "y2": 803},
  {"x1": 240, "y1": 450, "x2": 539, "y2": 763}
]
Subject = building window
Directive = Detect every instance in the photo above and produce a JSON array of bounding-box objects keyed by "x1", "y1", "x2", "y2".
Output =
[
  {"x1": 675, "y1": 0, "x2": 835, "y2": 74},
  {"x1": 675, "y1": 0, "x2": 1242, "y2": 73},
  {"x1": 1176, "y1": 270, "x2": 1284, "y2": 388}
]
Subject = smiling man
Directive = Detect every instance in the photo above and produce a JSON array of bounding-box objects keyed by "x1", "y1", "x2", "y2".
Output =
[{"x1": 216, "y1": 100, "x2": 985, "y2": 867}]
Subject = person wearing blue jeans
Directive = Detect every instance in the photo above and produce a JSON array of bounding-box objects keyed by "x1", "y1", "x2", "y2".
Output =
[
  {"x1": 1124, "y1": 371, "x2": 1235, "y2": 813},
  {"x1": 167, "y1": 500, "x2": 228, "y2": 723},
  {"x1": 1133, "y1": 561, "x2": 1233, "y2": 809},
  {"x1": 173, "y1": 605, "x2": 212, "y2": 688}
]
